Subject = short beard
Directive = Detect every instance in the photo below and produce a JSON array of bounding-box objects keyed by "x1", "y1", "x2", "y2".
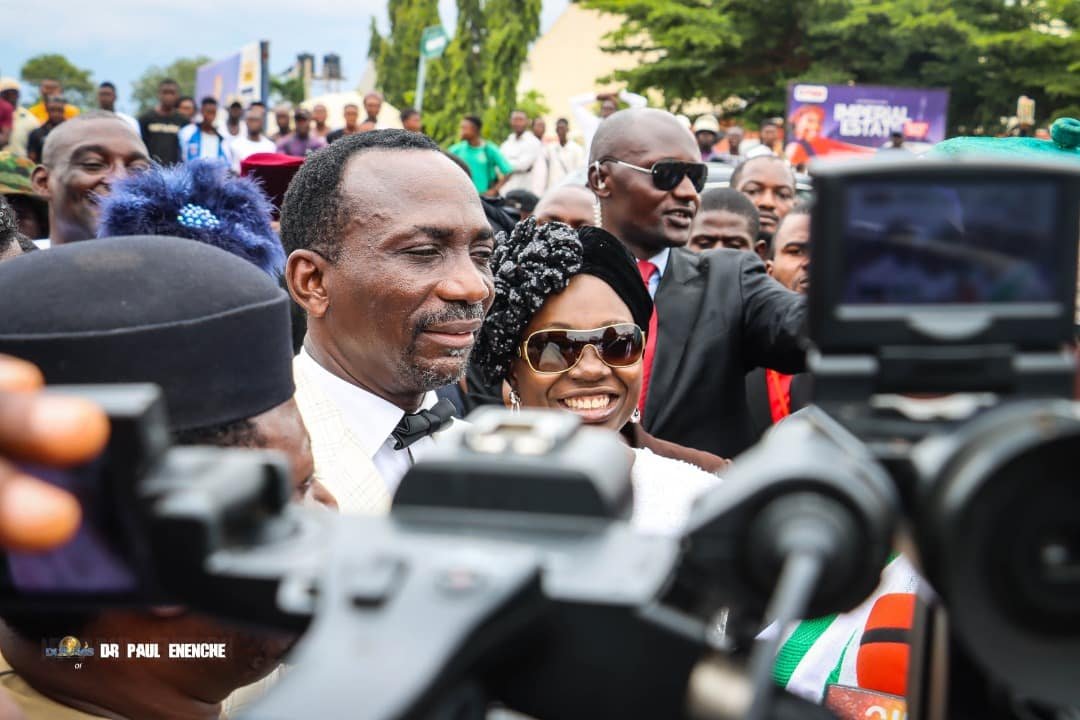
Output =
[{"x1": 397, "y1": 302, "x2": 486, "y2": 393}]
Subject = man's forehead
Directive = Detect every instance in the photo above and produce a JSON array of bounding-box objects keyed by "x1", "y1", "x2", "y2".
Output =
[
  {"x1": 740, "y1": 160, "x2": 795, "y2": 188},
  {"x1": 342, "y1": 150, "x2": 486, "y2": 227},
  {"x1": 699, "y1": 209, "x2": 752, "y2": 233},
  {"x1": 52, "y1": 122, "x2": 146, "y2": 162},
  {"x1": 618, "y1": 121, "x2": 696, "y2": 161},
  {"x1": 776, "y1": 215, "x2": 811, "y2": 244}
]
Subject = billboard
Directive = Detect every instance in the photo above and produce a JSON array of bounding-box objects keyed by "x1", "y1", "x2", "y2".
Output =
[
  {"x1": 785, "y1": 83, "x2": 949, "y2": 164},
  {"x1": 195, "y1": 42, "x2": 267, "y2": 107}
]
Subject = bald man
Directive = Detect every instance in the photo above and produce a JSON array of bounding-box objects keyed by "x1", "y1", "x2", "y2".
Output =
[
  {"x1": 31, "y1": 111, "x2": 150, "y2": 246},
  {"x1": 588, "y1": 108, "x2": 805, "y2": 458},
  {"x1": 534, "y1": 184, "x2": 595, "y2": 229}
]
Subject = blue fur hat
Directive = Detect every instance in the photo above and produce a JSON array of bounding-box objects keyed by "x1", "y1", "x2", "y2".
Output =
[{"x1": 97, "y1": 159, "x2": 286, "y2": 277}]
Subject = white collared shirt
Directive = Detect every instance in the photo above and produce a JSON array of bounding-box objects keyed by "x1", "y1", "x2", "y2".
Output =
[
  {"x1": 296, "y1": 349, "x2": 439, "y2": 495},
  {"x1": 499, "y1": 131, "x2": 545, "y2": 195},
  {"x1": 643, "y1": 247, "x2": 670, "y2": 298}
]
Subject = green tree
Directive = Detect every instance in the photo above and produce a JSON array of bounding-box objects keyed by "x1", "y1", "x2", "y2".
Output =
[
  {"x1": 480, "y1": 0, "x2": 542, "y2": 134},
  {"x1": 270, "y1": 75, "x2": 307, "y2": 107},
  {"x1": 422, "y1": 0, "x2": 489, "y2": 144},
  {"x1": 369, "y1": 0, "x2": 442, "y2": 109},
  {"x1": 130, "y1": 57, "x2": 211, "y2": 115},
  {"x1": 20, "y1": 54, "x2": 94, "y2": 107},
  {"x1": 580, "y1": 0, "x2": 1080, "y2": 132},
  {"x1": 374, "y1": 0, "x2": 543, "y2": 144},
  {"x1": 517, "y1": 89, "x2": 551, "y2": 120}
]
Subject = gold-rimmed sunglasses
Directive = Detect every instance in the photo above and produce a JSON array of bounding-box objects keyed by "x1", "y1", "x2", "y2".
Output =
[{"x1": 518, "y1": 323, "x2": 646, "y2": 375}]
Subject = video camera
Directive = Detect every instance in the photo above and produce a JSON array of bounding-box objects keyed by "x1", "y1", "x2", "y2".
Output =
[{"x1": 0, "y1": 159, "x2": 1077, "y2": 720}]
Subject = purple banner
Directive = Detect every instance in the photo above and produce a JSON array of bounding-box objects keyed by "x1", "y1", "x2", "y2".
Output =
[{"x1": 785, "y1": 83, "x2": 949, "y2": 164}]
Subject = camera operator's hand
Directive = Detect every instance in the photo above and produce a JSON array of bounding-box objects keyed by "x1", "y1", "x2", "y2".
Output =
[{"x1": 0, "y1": 355, "x2": 108, "y2": 551}]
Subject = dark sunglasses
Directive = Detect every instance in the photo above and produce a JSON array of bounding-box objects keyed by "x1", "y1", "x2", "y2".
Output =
[
  {"x1": 519, "y1": 323, "x2": 646, "y2": 375},
  {"x1": 601, "y1": 158, "x2": 708, "y2": 193}
]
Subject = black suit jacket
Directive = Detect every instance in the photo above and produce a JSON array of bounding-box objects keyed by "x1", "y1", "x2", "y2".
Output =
[
  {"x1": 745, "y1": 368, "x2": 813, "y2": 442},
  {"x1": 643, "y1": 247, "x2": 806, "y2": 458}
]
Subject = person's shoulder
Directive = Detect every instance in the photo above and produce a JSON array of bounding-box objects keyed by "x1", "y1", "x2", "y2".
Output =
[{"x1": 448, "y1": 140, "x2": 465, "y2": 152}]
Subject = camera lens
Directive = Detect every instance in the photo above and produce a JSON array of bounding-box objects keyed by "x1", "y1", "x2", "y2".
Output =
[{"x1": 919, "y1": 401, "x2": 1080, "y2": 706}]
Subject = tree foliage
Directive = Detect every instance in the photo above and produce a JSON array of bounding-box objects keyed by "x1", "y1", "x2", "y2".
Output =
[
  {"x1": 579, "y1": 0, "x2": 1080, "y2": 132},
  {"x1": 369, "y1": 0, "x2": 442, "y2": 109},
  {"x1": 131, "y1": 57, "x2": 211, "y2": 115},
  {"x1": 270, "y1": 75, "x2": 307, "y2": 107},
  {"x1": 479, "y1": 0, "x2": 541, "y2": 133},
  {"x1": 20, "y1": 54, "x2": 95, "y2": 107},
  {"x1": 372, "y1": 0, "x2": 542, "y2": 144}
]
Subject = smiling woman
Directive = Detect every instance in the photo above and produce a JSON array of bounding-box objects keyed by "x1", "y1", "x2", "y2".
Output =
[{"x1": 473, "y1": 217, "x2": 724, "y2": 535}]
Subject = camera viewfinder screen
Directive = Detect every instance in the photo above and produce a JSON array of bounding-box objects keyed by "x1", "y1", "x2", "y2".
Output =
[{"x1": 841, "y1": 181, "x2": 1060, "y2": 305}]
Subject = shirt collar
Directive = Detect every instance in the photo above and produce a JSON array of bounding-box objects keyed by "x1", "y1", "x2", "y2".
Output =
[
  {"x1": 297, "y1": 348, "x2": 438, "y2": 460},
  {"x1": 648, "y1": 247, "x2": 671, "y2": 277}
]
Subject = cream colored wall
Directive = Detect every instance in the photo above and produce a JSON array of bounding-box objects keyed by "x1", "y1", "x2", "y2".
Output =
[{"x1": 518, "y1": 4, "x2": 652, "y2": 140}]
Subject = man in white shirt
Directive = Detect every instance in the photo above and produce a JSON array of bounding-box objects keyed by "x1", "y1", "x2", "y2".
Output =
[
  {"x1": 570, "y1": 89, "x2": 648, "y2": 157},
  {"x1": 546, "y1": 117, "x2": 586, "y2": 188},
  {"x1": 281, "y1": 130, "x2": 495, "y2": 513},
  {"x1": 95, "y1": 82, "x2": 139, "y2": 134},
  {"x1": 226, "y1": 101, "x2": 276, "y2": 173},
  {"x1": 499, "y1": 109, "x2": 545, "y2": 196}
]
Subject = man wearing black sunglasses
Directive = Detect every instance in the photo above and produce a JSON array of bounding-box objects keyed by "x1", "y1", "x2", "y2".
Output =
[{"x1": 588, "y1": 108, "x2": 806, "y2": 458}]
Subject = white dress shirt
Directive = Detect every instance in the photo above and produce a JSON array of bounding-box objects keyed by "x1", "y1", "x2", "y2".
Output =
[
  {"x1": 643, "y1": 247, "x2": 670, "y2": 298},
  {"x1": 296, "y1": 349, "x2": 439, "y2": 495},
  {"x1": 499, "y1": 131, "x2": 545, "y2": 195},
  {"x1": 545, "y1": 139, "x2": 586, "y2": 188}
]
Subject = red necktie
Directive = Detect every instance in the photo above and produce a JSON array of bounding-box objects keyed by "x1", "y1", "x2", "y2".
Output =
[{"x1": 636, "y1": 259, "x2": 659, "y2": 417}]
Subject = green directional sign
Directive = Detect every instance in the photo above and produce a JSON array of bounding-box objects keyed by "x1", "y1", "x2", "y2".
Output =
[{"x1": 420, "y1": 26, "x2": 449, "y2": 59}]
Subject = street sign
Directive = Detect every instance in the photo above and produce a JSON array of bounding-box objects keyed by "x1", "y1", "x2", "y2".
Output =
[
  {"x1": 420, "y1": 26, "x2": 449, "y2": 60},
  {"x1": 416, "y1": 26, "x2": 450, "y2": 113}
]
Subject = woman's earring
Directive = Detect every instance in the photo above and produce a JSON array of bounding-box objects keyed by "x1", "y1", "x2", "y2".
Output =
[
  {"x1": 510, "y1": 389, "x2": 522, "y2": 413},
  {"x1": 593, "y1": 199, "x2": 603, "y2": 227},
  {"x1": 630, "y1": 408, "x2": 641, "y2": 424}
]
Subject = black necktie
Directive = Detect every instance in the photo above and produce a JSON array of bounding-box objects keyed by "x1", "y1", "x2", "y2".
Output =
[{"x1": 391, "y1": 398, "x2": 458, "y2": 450}]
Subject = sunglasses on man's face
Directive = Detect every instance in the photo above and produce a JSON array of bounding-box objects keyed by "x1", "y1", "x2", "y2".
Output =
[
  {"x1": 602, "y1": 158, "x2": 708, "y2": 193},
  {"x1": 519, "y1": 323, "x2": 646, "y2": 375}
]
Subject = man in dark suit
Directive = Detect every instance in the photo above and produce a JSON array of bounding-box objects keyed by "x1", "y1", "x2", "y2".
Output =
[
  {"x1": 588, "y1": 109, "x2": 805, "y2": 458},
  {"x1": 746, "y1": 204, "x2": 813, "y2": 440}
]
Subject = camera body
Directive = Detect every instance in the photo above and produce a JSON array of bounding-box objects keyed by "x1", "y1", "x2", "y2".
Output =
[{"x1": 803, "y1": 157, "x2": 1080, "y2": 712}]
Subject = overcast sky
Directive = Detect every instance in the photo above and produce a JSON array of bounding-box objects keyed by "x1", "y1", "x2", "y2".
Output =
[{"x1": 1, "y1": 0, "x2": 569, "y2": 113}]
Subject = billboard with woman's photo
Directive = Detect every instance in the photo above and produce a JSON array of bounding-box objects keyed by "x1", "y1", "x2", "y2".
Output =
[{"x1": 785, "y1": 83, "x2": 949, "y2": 165}]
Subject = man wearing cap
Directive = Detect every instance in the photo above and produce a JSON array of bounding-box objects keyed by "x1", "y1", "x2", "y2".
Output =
[
  {"x1": 0, "y1": 236, "x2": 316, "y2": 719},
  {"x1": 0, "y1": 79, "x2": 39, "y2": 159},
  {"x1": 276, "y1": 109, "x2": 326, "y2": 158},
  {"x1": 31, "y1": 112, "x2": 151, "y2": 247},
  {"x1": 282, "y1": 130, "x2": 493, "y2": 513},
  {"x1": 693, "y1": 114, "x2": 722, "y2": 161}
]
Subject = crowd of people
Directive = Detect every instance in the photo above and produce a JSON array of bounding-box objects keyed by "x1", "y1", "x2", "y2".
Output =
[{"x1": 0, "y1": 70, "x2": 1069, "y2": 719}]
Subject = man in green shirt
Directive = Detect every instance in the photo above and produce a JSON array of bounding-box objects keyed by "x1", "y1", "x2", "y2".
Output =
[{"x1": 449, "y1": 115, "x2": 513, "y2": 196}]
